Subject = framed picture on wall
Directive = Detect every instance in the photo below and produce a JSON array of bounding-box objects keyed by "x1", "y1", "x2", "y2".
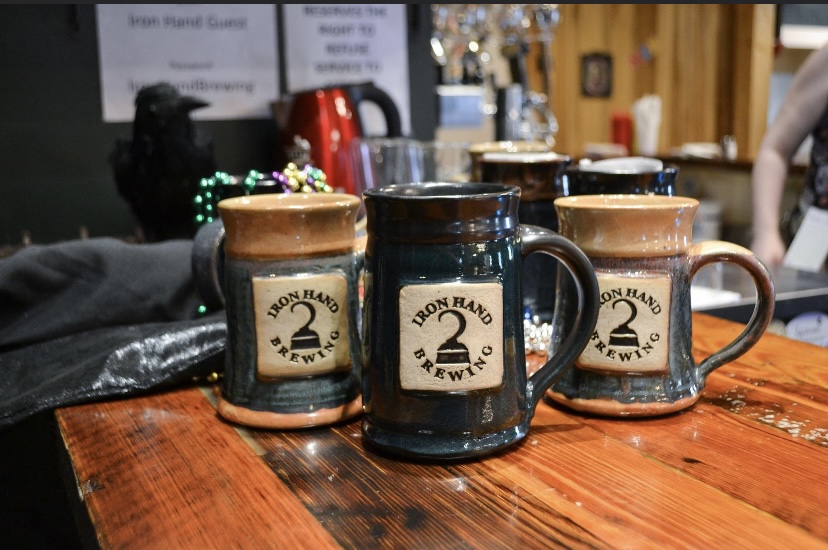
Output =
[{"x1": 581, "y1": 52, "x2": 612, "y2": 98}]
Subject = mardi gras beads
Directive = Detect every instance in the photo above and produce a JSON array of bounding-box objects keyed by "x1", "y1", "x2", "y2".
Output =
[{"x1": 192, "y1": 164, "x2": 332, "y2": 227}]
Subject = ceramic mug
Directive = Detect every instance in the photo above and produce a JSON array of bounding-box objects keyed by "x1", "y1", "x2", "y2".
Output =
[
  {"x1": 546, "y1": 194, "x2": 775, "y2": 417},
  {"x1": 360, "y1": 182, "x2": 600, "y2": 460},
  {"x1": 564, "y1": 157, "x2": 679, "y2": 196},
  {"x1": 468, "y1": 140, "x2": 551, "y2": 182},
  {"x1": 208, "y1": 193, "x2": 365, "y2": 429},
  {"x1": 479, "y1": 151, "x2": 572, "y2": 321}
]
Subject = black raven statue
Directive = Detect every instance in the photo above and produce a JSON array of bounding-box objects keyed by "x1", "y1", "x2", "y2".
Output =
[{"x1": 111, "y1": 83, "x2": 218, "y2": 242}]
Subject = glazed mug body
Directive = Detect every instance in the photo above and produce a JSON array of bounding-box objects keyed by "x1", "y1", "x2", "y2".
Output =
[{"x1": 468, "y1": 140, "x2": 551, "y2": 182}]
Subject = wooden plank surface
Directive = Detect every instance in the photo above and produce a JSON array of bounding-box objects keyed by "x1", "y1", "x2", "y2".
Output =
[
  {"x1": 56, "y1": 388, "x2": 340, "y2": 549},
  {"x1": 57, "y1": 313, "x2": 828, "y2": 549}
]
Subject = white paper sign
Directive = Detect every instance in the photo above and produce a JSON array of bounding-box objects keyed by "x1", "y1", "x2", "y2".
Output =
[
  {"x1": 783, "y1": 206, "x2": 828, "y2": 272},
  {"x1": 282, "y1": 4, "x2": 411, "y2": 136},
  {"x1": 96, "y1": 4, "x2": 279, "y2": 122},
  {"x1": 785, "y1": 311, "x2": 828, "y2": 347}
]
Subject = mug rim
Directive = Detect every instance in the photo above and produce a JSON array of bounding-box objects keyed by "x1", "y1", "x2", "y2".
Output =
[
  {"x1": 554, "y1": 194, "x2": 698, "y2": 210},
  {"x1": 480, "y1": 151, "x2": 570, "y2": 163},
  {"x1": 218, "y1": 192, "x2": 360, "y2": 212},
  {"x1": 363, "y1": 181, "x2": 520, "y2": 200},
  {"x1": 468, "y1": 140, "x2": 551, "y2": 154},
  {"x1": 567, "y1": 164, "x2": 679, "y2": 176},
  {"x1": 579, "y1": 156, "x2": 664, "y2": 174},
  {"x1": 351, "y1": 137, "x2": 471, "y2": 149}
]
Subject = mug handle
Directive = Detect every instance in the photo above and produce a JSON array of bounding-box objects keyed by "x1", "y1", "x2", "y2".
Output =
[
  {"x1": 520, "y1": 225, "x2": 600, "y2": 410},
  {"x1": 688, "y1": 241, "x2": 775, "y2": 377},
  {"x1": 192, "y1": 220, "x2": 227, "y2": 311}
]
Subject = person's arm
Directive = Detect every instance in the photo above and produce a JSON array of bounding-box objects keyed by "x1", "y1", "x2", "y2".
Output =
[{"x1": 751, "y1": 45, "x2": 828, "y2": 266}]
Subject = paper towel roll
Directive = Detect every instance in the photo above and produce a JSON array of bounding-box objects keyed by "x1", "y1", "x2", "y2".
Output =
[{"x1": 632, "y1": 95, "x2": 662, "y2": 156}]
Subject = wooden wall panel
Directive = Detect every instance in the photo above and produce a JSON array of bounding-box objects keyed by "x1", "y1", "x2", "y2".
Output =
[
  {"x1": 668, "y1": 4, "x2": 720, "y2": 145},
  {"x1": 652, "y1": 4, "x2": 677, "y2": 155},
  {"x1": 716, "y1": 5, "x2": 737, "y2": 141},
  {"x1": 542, "y1": 4, "x2": 577, "y2": 154},
  {"x1": 732, "y1": 4, "x2": 776, "y2": 159},
  {"x1": 627, "y1": 4, "x2": 656, "y2": 103},
  {"x1": 537, "y1": 4, "x2": 774, "y2": 160}
]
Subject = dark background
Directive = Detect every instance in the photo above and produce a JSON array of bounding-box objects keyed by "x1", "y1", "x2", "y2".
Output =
[{"x1": 0, "y1": 4, "x2": 436, "y2": 247}]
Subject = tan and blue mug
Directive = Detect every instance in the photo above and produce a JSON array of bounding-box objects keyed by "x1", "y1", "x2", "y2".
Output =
[
  {"x1": 546, "y1": 194, "x2": 775, "y2": 417},
  {"x1": 211, "y1": 193, "x2": 365, "y2": 429}
]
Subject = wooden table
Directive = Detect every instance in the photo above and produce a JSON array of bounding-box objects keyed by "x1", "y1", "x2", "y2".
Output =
[{"x1": 56, "y1": 313, "x2": 828, "y2": 549}]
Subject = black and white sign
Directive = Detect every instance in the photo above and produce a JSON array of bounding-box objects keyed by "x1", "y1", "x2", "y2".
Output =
[
  {"x1": 96, "y1": 5, "x2": 279, "y2": 122},
  {"x1": 282, "y1": 4, "x2": 411, "y2": 135}
]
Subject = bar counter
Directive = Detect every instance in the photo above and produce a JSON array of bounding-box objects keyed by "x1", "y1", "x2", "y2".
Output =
[
  {"x1": 696, "y1": 264, "x2": 828, "y2": 325},
  {"x1": 56, "y1": 313, "x2": 828, "y2": 548}
]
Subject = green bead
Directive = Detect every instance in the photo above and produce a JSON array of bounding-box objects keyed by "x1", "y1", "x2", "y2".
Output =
[
  {"x1": 197, "y1": 304, "x2": 208, "y2": 315},
  {"x1": 194, "y1": 195, "x2": 203, "y2": 204},
  {"x1": 195, "y1": 214, "x2": 205, "y2": 223}
]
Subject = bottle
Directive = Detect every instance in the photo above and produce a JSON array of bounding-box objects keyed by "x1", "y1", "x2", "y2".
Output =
[{"x1": 611, "y1": 111, "x2": 633, "y2": 156}]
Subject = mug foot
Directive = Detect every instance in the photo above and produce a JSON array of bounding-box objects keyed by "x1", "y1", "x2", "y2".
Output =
[
  {"x1": 545, "y1": 390, "x2": 700, "y2": 417},
  {"x1": 217, "y1": 394, "x2": 363, "y2": 429},
  {"x1": 362, "y1": 419, "x2": 527, "y2": 461}
]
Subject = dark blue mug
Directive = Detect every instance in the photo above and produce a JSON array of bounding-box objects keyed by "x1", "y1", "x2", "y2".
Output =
[
  {"x1": 479, "y1": 151, "x2": 572, "y2": 322},
  {"x1": 360, "y1": 182, "x2": 600, "y2": 460},
  {"x1": 563, "y1": 157, "x2": 678, "y2": 196}
]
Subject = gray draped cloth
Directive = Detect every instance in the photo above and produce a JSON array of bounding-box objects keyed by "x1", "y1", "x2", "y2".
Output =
[{"x1": 0, "y1": 237, "x2": 226, "y2": 431}]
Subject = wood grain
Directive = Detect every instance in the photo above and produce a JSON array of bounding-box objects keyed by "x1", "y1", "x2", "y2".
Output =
[
  {"x1": 543, "y1": 4, "x2": 774, "y2": 159},
  {"x1": 57, "y1": 389, "x2": 339, "y2": 549},
  {"x1": 56, "y1": 314, "x2": 828, "y2": 549}
]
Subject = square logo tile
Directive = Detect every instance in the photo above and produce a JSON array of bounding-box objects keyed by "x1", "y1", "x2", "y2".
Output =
[
  {"x1": 253, "y1": 273, "x2": 350, "y2": 378},
  {"x1": 399, "y1": 282, "x2": 504, "y2": 391}
]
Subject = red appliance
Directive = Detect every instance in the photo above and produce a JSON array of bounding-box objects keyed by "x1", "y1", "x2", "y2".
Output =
[{"x1": 276, "y1": 82, "x2": 402, "y2": 195}]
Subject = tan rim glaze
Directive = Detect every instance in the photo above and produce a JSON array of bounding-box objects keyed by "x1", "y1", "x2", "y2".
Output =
[
  {"x1": 554, "y1": 194, "x2": 699, "y2": 257},
  {"x1": 218, "y1": 193, "x2": 361, "y2": 260}
]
